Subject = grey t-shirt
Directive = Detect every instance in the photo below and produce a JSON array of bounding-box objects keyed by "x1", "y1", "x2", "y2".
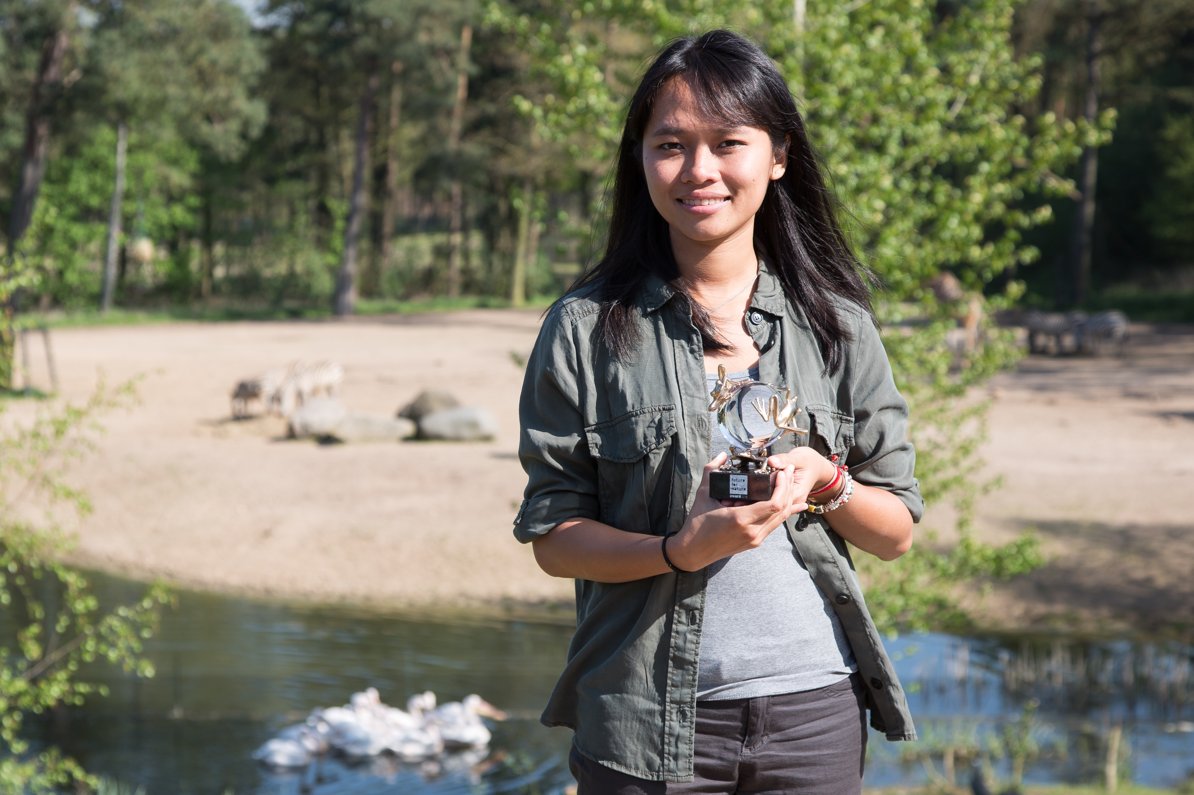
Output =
[{"x1": 698, "y1": 369, "x2": 856, "y2": 701}]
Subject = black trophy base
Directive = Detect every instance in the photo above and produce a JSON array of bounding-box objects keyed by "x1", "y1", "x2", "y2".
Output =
[{"x1": 709, "y1": 469, "x2": 773, "y2": 502}]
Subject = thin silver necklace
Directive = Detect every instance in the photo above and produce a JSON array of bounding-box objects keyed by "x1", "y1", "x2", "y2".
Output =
[{"x1": 691, "y1": 267, "x2": 759, "y2": 316}]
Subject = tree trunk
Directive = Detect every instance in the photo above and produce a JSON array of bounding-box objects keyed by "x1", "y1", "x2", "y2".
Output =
[
  {"x1": 201, "y1": 188, "x2": 215, "y2": 300},
  {"x1": 6, "y1": 8, "x2": 72, "y2": 256},
  {"x1": 1061, "y1": 3, "x2": 1101, "y2": 309},
  {"x1": 511, "y1": 178, "x2": 532, "y2": 307},
  {"x1": 333, "y1": 68, "x2": 380, "y2": 317},
  {"x1": 0, "y1": 307, "x2": 13, "y2": 392},
  {"x1": 100, "y1": 120, "x2": 128, "y2": 313},
  {"x1": 3, "y1": 7, "x2": 72, "y2": 389},
  {"x1": 372, "y1": 59, "x2": 404, "y2": 298},
  {"x1": 445, "y1": 23, "x2": 473, "y2": 298}
]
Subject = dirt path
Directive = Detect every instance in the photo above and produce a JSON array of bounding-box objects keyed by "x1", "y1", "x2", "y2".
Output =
[{"x1": 5, "y1": 313, "x2": 1192, "y2": 635}]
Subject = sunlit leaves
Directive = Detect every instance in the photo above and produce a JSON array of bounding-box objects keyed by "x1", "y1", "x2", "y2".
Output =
[
  {"x1": 489, "y1": 0, "x2": 1098, "y2": 631},
  {"x1": 0, "y1": 382, "x2": 173, "y2": 791}
]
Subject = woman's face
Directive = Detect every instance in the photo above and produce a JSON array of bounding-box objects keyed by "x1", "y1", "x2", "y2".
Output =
[{"x1": 642, "y1": 78, "x2": 786, "y2": 266}]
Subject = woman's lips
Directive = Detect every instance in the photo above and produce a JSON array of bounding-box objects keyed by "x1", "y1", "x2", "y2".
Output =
[{"x1": 678, "y1": 196, "x2": 730, "y2": 211}]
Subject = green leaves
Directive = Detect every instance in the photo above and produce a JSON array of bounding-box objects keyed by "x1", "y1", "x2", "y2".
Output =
[
  {"x1": 493, "y1": 0, "x2": 1084, "y2": 632},
  {"x1": 0, "y1": 381, "x2": 172, "y2": 791}
]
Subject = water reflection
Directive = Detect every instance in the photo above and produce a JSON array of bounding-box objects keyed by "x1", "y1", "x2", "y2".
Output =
[{"x1": 8, "y1": 575, "x2": 1194, "y2": 793}]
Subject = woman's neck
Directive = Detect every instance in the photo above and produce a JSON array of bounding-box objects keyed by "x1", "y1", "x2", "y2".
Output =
[
  {"x1": 677, "y1": 251, "x2": 759, "y2": 313},
  {"x1": 670, "y1": 227, "x2": 758, "y2": 286}
]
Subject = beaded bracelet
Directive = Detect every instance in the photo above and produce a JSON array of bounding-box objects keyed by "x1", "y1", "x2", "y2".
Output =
[
  {"x1": 808, "y1": 464, "x2": 844, "y2": 499},
  {"x1": 806, "y1": 469, "x2": 854, "y2": 514}
]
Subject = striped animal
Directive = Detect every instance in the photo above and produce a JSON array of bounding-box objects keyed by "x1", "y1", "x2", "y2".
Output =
[
  {"x1": 1025, "y1": 310, "x2": 1088, "y2": 355},
  {"x1": 230, "y1": 368, "x2": 286, "y2": 419},
  {"x1": 267, "y1": 360, "x2": 344, "y2": 417},
  {"x1": 1075, "y1": 310, "x2": 1128, "y2": 355}
]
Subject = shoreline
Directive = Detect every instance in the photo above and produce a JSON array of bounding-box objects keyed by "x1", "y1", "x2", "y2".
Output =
[{"x1": 6, "y1": 311, "x2": 1193, "y2": 639}]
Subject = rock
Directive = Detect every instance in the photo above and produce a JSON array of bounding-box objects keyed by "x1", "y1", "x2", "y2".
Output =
[
  {"x1": 287, "y1": 397, "x2": 348, "y2": 439},
  {"x1": 324, "y1": 413, "x2": 416, "y2": 443},
  {"x1": 417, "y1": 407, "x2": 498, "y2": 442},
  {"x1": 398, "y1": 390, "x2": 461, "y2": 423}
]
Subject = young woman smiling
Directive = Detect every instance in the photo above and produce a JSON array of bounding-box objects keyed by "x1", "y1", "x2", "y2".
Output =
[{"x1": 515, "y1": 29, "x2": 921, "y2": 794}]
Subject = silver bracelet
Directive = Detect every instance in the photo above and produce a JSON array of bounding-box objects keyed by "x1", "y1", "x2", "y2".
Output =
[{"x1": 806, "y1": 470, "x2": 854, "y2": 514}]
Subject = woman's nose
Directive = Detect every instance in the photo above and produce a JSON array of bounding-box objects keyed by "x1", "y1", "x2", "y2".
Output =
[{"x1": 682, "y1": 146, "x2": 716, "y2": 184}]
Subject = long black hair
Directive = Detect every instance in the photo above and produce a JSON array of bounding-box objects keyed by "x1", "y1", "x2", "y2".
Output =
[{"x1": 572, "y1": 29, "x2": 874, "y2": 373}]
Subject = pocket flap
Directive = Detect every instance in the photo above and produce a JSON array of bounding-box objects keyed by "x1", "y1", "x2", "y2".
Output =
[
  {"x1": 585, "y1": 405, "x2": 676, "y2": 463},
  {"x1": 805, "y1": 404, "x2": 855, "y2": 456}
]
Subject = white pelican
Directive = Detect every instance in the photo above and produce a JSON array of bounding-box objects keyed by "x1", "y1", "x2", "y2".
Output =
[
  {"x1": 319, "y1": 704, "x2": 391, "y2": 758},
  {"x1": 252, "y1": 688, "x2": 505, "y2": 767},
  {"x1": 426, "y1": 694, "x2": 508, "y2": 750},
  {"x1": 252, "y1": 737, "x2": 311, "y2": 769}
]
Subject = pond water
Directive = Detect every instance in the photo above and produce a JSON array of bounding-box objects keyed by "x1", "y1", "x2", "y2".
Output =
[{"x1": 10, "y1": 575, "x2": 1194, "y2": 794}]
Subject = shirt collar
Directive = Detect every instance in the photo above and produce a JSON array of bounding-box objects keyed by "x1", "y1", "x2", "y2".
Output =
[
  {"x1": 749, "y1": 259, "x2": 789, "y2": 318},
  {"x1": 638, "y1": 271, "x2": 678, "y2": 314}
]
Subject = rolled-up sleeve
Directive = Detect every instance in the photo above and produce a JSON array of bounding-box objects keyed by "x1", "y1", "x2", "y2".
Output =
[
  {"x1": 514, "y1": 306, "x2": 600, "y2": 543},
  {"x1": 845, "y1": 312, "x2": 924, "y2": 522}
]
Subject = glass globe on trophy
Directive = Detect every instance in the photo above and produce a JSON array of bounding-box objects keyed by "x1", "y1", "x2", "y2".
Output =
[{"x1": 708, "y1": 365, "x2": 809, "y2": 501}]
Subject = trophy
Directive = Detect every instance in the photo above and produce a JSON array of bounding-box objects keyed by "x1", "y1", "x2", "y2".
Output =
[{"x1": 707, "y1": 365, "x2": 808, "y2": 501}]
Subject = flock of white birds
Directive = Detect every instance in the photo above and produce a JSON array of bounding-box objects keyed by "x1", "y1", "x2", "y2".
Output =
[{"x1": 252, "y1": 688, "x2": 508, "y2": 770}]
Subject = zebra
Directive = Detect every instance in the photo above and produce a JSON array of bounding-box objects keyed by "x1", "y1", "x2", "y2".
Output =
[
  {"x1": 267, "y1": 360, "x2": 345, "y2": 417},
  {"x1": 1025, "y1": 310, "x2": 1088, "y2": 355},
  {"x1": 230, "y1": 368, "x2": 286, "y2": 419},
  {"x1": 1075, "y1": 310, "x2": 1129, "y2": 355}
]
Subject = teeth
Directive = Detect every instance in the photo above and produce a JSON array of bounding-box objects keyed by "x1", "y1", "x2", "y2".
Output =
[{"x1": 681, "y1": 198, "x2": 728, "y2": 206}]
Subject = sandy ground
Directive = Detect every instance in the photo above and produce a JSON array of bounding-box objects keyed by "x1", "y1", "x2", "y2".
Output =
[{"x1": 4, "y1": 312, "x2": 1193, "y2": 636}]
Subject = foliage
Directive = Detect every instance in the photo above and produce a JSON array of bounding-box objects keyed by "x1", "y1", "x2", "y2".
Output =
[
  {"x1": 899, "y1": 701, "x2": 1061, "y2": 794},
  {"x1": 0, "y1": 382, "x2": 172, "y2": 791},
  {"x1": 494, "y1": 0, "x2": 1078, "y2": 631},
  {"x1": 1145, "y1": 113, "x2": 1194, "y2": 255}
]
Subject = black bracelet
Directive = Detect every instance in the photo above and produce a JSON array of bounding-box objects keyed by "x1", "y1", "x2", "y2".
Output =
[{"x1": 661, "y1": 533, "x2": 687, "y2": 574}]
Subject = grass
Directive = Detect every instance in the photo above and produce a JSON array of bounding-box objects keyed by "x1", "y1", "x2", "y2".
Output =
[
  {"x1": 11, "y1": 294, "x2": 559, "y2": 331},
  {"x1": 869, "y1": 783, "x2": 1189, "y2": 795}
]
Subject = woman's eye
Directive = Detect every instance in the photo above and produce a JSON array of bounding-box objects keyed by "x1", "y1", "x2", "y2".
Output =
[
  {"x1": 659, "y1": 142, "x2": 682, "y2": 151},
  {"x1": 720, "y1": 139, "x2": 747, "y2": 149}
]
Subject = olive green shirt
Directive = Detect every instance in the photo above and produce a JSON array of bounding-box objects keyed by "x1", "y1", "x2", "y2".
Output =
[{"x1": 514, "y1": 264, "x2": 923, "y2": 782}]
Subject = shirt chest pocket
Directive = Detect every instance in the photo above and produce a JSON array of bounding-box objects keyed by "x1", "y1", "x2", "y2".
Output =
[
  {"x1": 803, "y1": 404, "x2": 855, "y2": 460},
  {"x1": 584, "y1": 405, "x2": 677, "y2": 534}
]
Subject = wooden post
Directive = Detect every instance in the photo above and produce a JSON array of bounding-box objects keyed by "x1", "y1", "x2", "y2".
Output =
[{"x1": 1104, "y1": 722, "x2": 1121, "y2": 792}]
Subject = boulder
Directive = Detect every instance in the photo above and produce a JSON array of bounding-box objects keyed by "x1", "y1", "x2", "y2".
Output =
[
  {"x1": 287, "y1": 397, "x2": 348, "y2": 439},
  {"x1": 417, "y1": 406, "x2": 498, "y2": 442},
  {"x1": 324, "y1": 413, "x2": 416, "y2": 444},
  {"x1": 398, "y1": 390, "x2": 460, "y2": 423}
]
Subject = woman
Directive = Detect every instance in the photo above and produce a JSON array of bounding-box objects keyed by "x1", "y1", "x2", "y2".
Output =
[{"x1": 514, "y1": 29, "x2": 922, "y2": 794}]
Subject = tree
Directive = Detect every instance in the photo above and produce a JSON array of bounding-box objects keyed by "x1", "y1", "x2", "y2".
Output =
[
  {"x1": 1016, "y1": 0, "x2": 1193, "y2": 301},
  {"x1": 81, "y1": 0, "x2": 265, "y2": 311},
  {"x1": 260, "y1": 0, "x2": 469, "y2": 315},
  {"x1": 5, "y1": 1, "x2": 77, "y2": 259},
  {"x1": 1, "y1": 0, "x2": 81, "y2": 391},
  {"x1": 493, "y1": 0, "x2": 1095, "y2": 629},
  {"x1": 0, "y1": 382, "x2": 171, "y2": 790}
]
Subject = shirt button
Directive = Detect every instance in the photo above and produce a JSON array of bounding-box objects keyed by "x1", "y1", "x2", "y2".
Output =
[
  {"x1": 748, "y1": 310, "x2": 763, "y2": 325},
  {"x1": 835, "y1": 593, "x2": 851, "y2": 605}
]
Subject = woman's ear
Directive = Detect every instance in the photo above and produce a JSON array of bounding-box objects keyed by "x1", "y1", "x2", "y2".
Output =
[{"x1": 771, "y1": 137, "x2": 790, "y2": 180}]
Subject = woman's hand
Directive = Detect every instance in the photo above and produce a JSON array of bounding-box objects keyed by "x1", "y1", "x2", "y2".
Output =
[
  {"x1": 664, "y1": 453, "x2": 809, "y2": 572},
  {"x1": 767, "y1": 448, "x2": 914, "y2": 561},
  {"x1": 765, "y1": 447, "x2": 839, "y2": 512}
]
